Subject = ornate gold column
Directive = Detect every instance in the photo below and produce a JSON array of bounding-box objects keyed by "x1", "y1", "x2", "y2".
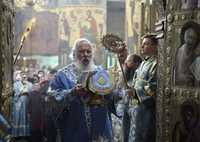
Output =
[{"x1": 0, "y1": 0, "x2": 14, "y2": 117}]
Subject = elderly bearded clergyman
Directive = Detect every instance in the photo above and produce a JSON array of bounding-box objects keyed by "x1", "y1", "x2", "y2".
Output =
[{"x1": 49, "y1": 38, "x2": 120, "y2": 142}]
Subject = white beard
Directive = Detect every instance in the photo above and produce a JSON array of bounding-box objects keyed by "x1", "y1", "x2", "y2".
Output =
[{"x1": 75, "y1": 59, "x2": 96, "y2": 72}]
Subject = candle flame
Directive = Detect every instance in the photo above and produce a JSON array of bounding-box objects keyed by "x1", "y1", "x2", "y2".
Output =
[{"x1": 20, "y1": 17, "x2": 36, "y2": 43}]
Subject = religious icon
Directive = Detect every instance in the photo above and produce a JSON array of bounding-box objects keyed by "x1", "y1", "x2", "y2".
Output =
[
  {"x1": 172, "y1": 100, "x2": 200, "y2": 142},
  {"x1": 174, "y1": 21, "x2": 200, "y2": 87}
]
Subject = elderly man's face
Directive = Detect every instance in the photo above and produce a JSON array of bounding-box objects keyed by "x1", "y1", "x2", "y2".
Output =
[{"x1": 77, "y1": 42, "x2": 92, "y2": 66}]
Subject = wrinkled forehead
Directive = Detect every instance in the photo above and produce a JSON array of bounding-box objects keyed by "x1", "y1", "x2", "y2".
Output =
[{"x1": 77, "y1": 41, "x2": 92, "y2": 51}]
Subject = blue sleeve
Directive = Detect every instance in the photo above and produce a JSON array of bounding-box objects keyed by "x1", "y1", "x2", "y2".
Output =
[
  {"x1": 135, "y1": 62, "x2": 157, "y2": 102},
  {"x1": 51, "y1": 71, "x2": 75, "y2": 90},
  {"x1": 50, "y1": 71, "x2": 76, "y2": 102}
]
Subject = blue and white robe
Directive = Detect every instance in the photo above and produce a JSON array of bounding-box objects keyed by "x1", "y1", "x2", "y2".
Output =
[
  {"x1": 11, "y1": 81, "x2": 32, "y2": 137},
  {"x1": 127, "y1": 56, "x2": 157, "y2": 142},
  {"x1": 50, "y1": 63, "x2": 116, "y2": 142}
]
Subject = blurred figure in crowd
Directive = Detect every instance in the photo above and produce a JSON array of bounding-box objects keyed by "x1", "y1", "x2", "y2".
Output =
[
  {"x1": 11, "y1": 72, "x2": 32, "y2": 142},
  {"x1": 38, "y1": 70, "x2": 46, "y2": 83}
]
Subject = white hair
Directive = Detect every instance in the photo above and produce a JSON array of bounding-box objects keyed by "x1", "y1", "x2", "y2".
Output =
[{"x1": 69, "y1": 38, "x2": 93, "y2": 61}]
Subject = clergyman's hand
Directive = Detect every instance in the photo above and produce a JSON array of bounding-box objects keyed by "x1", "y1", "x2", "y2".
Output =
[
  {"x1": 75, "y1": 84, "x2": 83, "y2": 92},
  {"x1": 74, "y1": 84, "x2": 87, "y2": 96}
]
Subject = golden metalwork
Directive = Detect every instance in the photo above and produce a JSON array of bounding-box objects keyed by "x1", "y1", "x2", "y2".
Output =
[{"x1": 101, "y1": 33, "x2": 141, "y2": 103}]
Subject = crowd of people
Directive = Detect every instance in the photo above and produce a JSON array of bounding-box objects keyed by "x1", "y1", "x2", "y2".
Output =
[
  {"x1": 12, "y1": 67, "x2": 58, "y2": 142},
  {"x1": 0, "y1": 34, "x2": 158, "y2": 142}
]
